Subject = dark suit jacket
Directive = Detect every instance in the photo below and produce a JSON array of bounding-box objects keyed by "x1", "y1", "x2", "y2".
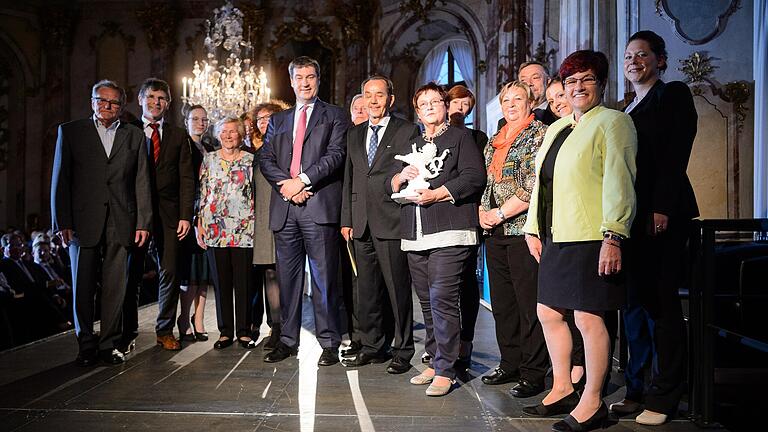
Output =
[
  {"x1": 260, "y1": 99, "x2": 351, "y2": 231},
  {"x1": 51, "y1": 119, "x2": 153, "y2": 248},
  {"x1": 624, "y1": 80, "x2": 699, "y2": 233},
  {"x1": 341, "y1": 116, "x2": 420, "y2": 240},
  {"x1": 131, "y1": 120, "x2": 195, "y2": 229},
  {"x1": 385, "y1": 126, "x2": 486, "y2": 240}
]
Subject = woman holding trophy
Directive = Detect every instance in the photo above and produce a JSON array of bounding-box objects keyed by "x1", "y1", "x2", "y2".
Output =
[{"x1": 388, "y1": 82, "x2": 485, "y2": 397}]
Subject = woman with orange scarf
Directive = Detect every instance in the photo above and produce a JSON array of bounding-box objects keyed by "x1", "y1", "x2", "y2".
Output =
[{"x1": 479, "y1": 81, "x2": 549, "y2": 398}]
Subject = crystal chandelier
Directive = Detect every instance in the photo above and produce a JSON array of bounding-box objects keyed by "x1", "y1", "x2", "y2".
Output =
[{"x1": 182, "y1": 0, "x2": 270, "y2": 123}]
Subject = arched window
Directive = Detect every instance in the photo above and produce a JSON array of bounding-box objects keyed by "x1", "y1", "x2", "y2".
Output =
[{"x1": 435, "y1": 47, "x2": 473, "y2": 127}]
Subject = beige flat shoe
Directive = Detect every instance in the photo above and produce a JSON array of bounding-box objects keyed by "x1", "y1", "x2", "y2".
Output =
[
  {"x1": 609, "y1": 398, "x2": 642, "y2": 415},
  {"x1": 425, "y1": 379, "x2": 455, "y2": 397},
  {"x1": 635, "y1": 409, "x2": 668, "y2": 425},
  {"x1": 410, "y1": 372, "x2": 434, "y2": 385}
]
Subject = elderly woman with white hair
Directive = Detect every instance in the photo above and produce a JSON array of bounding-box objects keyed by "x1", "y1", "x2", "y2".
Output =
[{"x1": 196, "y1": 116, "x2": 257, "y2": 350}]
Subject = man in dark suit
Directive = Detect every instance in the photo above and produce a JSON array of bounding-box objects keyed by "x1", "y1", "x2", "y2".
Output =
[
  {"x1": 122, "y1": 78, "x2": 195, "y2": 352},
  {"x1": 339, "y1": 75, "x2": 418, "y2": 374},
  {"x1": 51, "y1": 80, "x2": 152, "y2": 366},
  {"x1": 260, "y1": 56, "x2": 351, "y2": 366}
]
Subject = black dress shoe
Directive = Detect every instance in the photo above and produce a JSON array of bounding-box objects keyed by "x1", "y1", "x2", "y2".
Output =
[
  {"x1": 481, "y1": 367, "x2": 519, "y2": 385},
  {"x1": 341, "y1": 351, "x2": 391, "y2": 367},
  {"x1": 340, "y1": 341, "x2": 362, "y2": 357},
  {"x1": 522, "y1": 391, "x2": 580, "y2": 417},
  {"x1": 75, "y1": 352, "x2": 98, "y2": 367},
  {"x1": 318, "y1": 347, "x2": 340, "y2": 366},
  {"x1": 264, "y1": 341, "x2": 297, "y2": 363},
  {"x1": 263, "y1": 325, "x2": 281, "y2": 351},
  {"x1": 552, "y1": 402, "x2": 609, "y2": 432},
  {"x1": 510, "y1": 378, "x2": 545, "y2": 398},
  {"x1": 116, "y1": 339, "x2": 136, "y2": 355},
  {"x1": 386, "y1": 357, "x2": 412, "y2": 374},
  {"x1": 99, "y1": 349, "x2": 125, "y2": 365},
  {"x1": 238, "y1": 338, "x2": 257, "y2": 349},
  {"x1": 214, "y1": 338, "x2": 234, "y2": 349}
]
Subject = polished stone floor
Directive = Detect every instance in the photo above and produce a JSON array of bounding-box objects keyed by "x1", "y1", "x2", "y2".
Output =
[{"x1": 0, "y1": 295, "x2": 723, "y2": 432}]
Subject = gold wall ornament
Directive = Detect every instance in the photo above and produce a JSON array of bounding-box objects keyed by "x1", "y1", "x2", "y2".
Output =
[
  {"x1": 679, "y1": 51, "x2": 717, "y2": 87},
  {"x1": 182, "y1": 0, "x2": 271, "y2": 123},
  {"x1": 326, "y1": 0, "x2": 375, "y2": 45},
  {"x1": 679, "y1": 52, "x2": 751, "y2": 133},
  {"x1": 239, "y1": 4, "x2": 268, "y2": 60},
  {"x1": 136, "y1": 2, "x2": 180, "y2": 51},
  {"x1": 399, "y1": 0, "x2": 447, "y2": 23},
  {"x1": 266, "y1": 11, "x2": 341, "y2": 63},
  {"x1": 88, "y1": 21, "x2": 136, "y2": 54},
  {"x1": 477, "y1": 60, "x2": 487, "y2": 75},
  {"x1": 42, "y1": 7, "x2": 79, "y2": 49},
  {"x1": 715, "y1": 81, "x2": 751, "y2": 133}
]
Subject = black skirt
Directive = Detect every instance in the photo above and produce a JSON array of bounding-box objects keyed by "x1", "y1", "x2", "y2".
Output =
[{"x1": 537, "y1": 237, "x2": 626, "y2": 311}]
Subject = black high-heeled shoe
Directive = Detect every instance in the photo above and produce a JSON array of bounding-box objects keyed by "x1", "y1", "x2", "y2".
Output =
[
  {"x1": 551, "y1": 402, "x2": 610, "y2": 432},
  {"x1": 522, "y1": 391, "x2": 580, "y2": 417},
  {"x1": 191, "y1": 314, "x2": 208, "y2": 341}
]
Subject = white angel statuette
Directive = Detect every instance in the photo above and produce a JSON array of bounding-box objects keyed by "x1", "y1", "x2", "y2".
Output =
[{"x1": 391, "y1": 141, "x2": 450, "y2": 204}]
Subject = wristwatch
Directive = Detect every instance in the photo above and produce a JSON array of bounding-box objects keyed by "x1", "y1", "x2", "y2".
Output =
[{"x1": 496, "y1": 208, "x2": 505, "y2": 222}]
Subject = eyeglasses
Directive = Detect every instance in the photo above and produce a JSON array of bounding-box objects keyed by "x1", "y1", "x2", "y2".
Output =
[
  {"x1": 563, "y1": 75, "x2": 599, "y2": 88},
  {"x1": 189, "y1": 116, "x2": 209, "y2": 123},
  {"x1": 417, "y1": 99, "x2": 445, "y2": 110},
  {"x1": 92, "y1": 97, "x2": 122, "y2": 107},
  {"x1": 256, "y1": 115, "x2": 271, "y2": 123}
]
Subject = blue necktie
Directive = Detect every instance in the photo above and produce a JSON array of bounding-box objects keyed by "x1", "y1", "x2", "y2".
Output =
[{"x1": 368, "y1": 125, "x2": 381, "y2": 166}]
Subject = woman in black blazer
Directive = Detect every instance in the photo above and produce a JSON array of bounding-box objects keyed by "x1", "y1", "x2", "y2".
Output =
[
  {"x1": 389, "y1": 82, "x2": 485, "y2": 396},
  {"x1": 612, "y1": 30, "x2": 698, "y2": 426}
]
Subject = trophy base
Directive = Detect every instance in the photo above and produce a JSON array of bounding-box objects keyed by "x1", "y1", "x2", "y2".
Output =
[{"x1": 391, "y1": 191, "x2": 419, "y2": 205}]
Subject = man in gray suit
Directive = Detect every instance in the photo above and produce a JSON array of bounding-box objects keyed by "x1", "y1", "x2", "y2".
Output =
[{"x1": 51, "y1": 80, "x2": 152, "y2": 366}]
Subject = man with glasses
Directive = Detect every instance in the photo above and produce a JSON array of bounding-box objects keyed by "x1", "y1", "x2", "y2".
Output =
[
  {"x1": 51, "y1": 80, "x2": 152, "y2": 366},
  {"x1": 121, "y1": 78, "x2": 195, "y2": 353}
]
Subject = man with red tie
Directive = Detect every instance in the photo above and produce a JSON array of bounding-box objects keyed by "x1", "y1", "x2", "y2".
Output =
[
  {"x1": 260, "y1": 56, "x2": 351, "y2": 366},
  {"x1": 121, "y1": 78, "x2": 195, "y2": 353}
]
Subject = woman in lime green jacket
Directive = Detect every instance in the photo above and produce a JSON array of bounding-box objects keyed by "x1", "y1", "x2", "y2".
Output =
[{"x1": 521, "y1": 50, "x2": 637, "y2": 432}]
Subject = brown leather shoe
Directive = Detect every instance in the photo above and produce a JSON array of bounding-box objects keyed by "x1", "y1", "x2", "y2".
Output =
[{"x1": 156, "y1": 335, "x2": 181, "y2": 351}]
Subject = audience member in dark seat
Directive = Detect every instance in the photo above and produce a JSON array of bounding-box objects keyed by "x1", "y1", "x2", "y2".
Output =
[
  {"x1": 30, "y1": 237, "x2": 72, "y2": 313},
  {"x1": 612, "y1": 30, "x2": 699, "y2": 427},
  {"x1": 1, "y1": 233, "x2": 71, "y2": 343}
]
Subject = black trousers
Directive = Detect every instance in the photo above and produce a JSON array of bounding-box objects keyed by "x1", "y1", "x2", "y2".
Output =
[
  {"x1": 208, "y1": 247, "x2": 254, "y2": 339},
  {"x1": 251, "y1": 264, "x2": 278, "y2": 332},
  {"x1": 354, "y1": 230, "x2": 414, "y2": 360},
  {"x1": 459, "y1": 246, "x2": 480, "y2": 343},
  {"x1": 70, "y1": 213, "x2": 128, "y2": 354},
  {"x1": 624, "y1": 219, "x2": 690, "y2": 414},
  {"x1": 409, "y1": 246, "x2": 471, "y2": 379},
  {"x1": 124, "y1": 218, "x2": 181, "y2": 339},
  {"x1": 486, "y1": 235, "x2": 548, "y2": 383}
]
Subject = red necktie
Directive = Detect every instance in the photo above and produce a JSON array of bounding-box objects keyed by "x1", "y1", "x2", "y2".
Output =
[
  {"x1": 149, "y1": 123, "x2": 161, "y2": 163},
  {"x1": 290, "y1": 105, "x2": 308, "y2": 177}
]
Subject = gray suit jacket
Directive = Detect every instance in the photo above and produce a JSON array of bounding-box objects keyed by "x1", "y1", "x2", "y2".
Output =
[{"x1": 51, "y1": 118, "x2": 153, "y2": 248}]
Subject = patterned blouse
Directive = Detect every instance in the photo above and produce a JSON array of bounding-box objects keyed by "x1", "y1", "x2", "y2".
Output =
[
  {"x1": 198, "y1": 150, "x2": 255, "y2": 248},
  {"x1": 480, "y1": 119, "x2": 547, "y2": 236}
]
